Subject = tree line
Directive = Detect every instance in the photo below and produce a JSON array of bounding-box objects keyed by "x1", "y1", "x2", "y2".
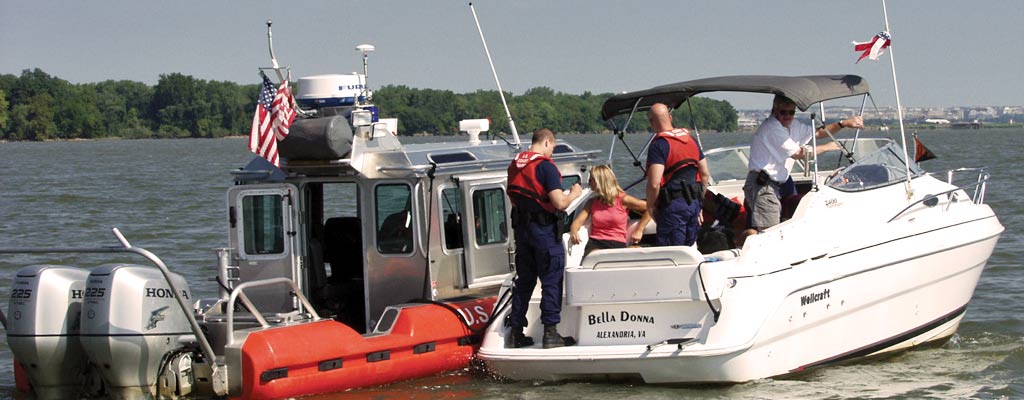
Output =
[{"x1": 0, "y1": 69, "x2": 738, "y2": 141}]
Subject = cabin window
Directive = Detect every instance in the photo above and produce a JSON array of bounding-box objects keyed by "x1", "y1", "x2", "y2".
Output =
[
  {"x1": 241, "y1": 194, "x2": 285, "y2": 255},
  {"x1": 375, "y1": 184, "x2": 414, "y2": 254},
  {"x1": 429, "y1": 152, "x2": 477, "y2": 164},
  {"x1": 473, "y1": 188, "x2": 507, "y2": 246},
  {"x1": 441, "y1": 187, "x2": 464, "y2": 250}
]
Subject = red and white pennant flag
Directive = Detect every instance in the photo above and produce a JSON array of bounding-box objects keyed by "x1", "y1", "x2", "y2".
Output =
[{"x1": 852, "y1": 31, "x2": 892, "y2": 63}]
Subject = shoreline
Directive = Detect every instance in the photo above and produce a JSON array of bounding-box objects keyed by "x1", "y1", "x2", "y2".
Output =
[{"x1": 1, "y1": 126, "x2": 1020, "y2": 144}]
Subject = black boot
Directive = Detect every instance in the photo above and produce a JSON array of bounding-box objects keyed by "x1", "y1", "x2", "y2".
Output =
[
  {"x1": 505, "y1": 326, "x2": 534, "y2": 348},
  {"x1": 543, "y1": 324, "x2": 568, "y2": 349}
]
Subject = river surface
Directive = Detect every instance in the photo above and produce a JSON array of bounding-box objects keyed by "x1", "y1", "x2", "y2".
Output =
[{"x1": 0, "y1": 129, "x2": 1020, "y2": 399}]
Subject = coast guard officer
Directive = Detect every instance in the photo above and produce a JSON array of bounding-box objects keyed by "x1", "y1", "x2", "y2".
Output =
[
  {"x1": 506, "y1": 128, "x2": 582, "y2": 349},
  {"x1": 646, "y1": 103, "x2": 711, "y2": 246}
]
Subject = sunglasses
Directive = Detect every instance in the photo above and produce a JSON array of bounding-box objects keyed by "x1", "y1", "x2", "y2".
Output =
[{"x1": 776, "y1": 109, "x2": 796, "y2": 116}]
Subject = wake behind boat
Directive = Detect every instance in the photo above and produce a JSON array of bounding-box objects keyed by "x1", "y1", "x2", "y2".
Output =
[{"x1": 477, "y1": 74, "x2": 1003, "y2": 383}]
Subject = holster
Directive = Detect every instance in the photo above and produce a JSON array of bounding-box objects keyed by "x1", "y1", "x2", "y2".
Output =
[
  {"x1": 756, "y1": 170, "x2": 781, "y2": 187},
  {"x1": 659, "y1": 181, "x2": 702, "y2": 207}
]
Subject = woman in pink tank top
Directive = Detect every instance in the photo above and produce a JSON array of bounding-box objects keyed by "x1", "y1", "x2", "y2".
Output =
[{"x1": 569, "y1": 165, "x2": 651, "y2": 256}]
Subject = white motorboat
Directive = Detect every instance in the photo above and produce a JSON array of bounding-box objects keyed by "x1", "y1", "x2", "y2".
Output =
[{"x1": 477, "y1": 75, "x2": 1003, "y2": 383}]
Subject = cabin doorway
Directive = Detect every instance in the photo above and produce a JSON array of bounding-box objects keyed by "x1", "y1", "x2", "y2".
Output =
[{"x1": 305, "y1": 181, "x2": 367, "y2": 332}]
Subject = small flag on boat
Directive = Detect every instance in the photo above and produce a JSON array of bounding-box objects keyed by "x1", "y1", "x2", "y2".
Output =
[
  {"x1": 913, "y1": 133, "x2": 936, "y2": 163},
  {"x1": 249, "y1": 73, "x2": 297, "y2": 167},
  {"x1": 852, "y1": 31, "x2": 892, "y2": 63}
]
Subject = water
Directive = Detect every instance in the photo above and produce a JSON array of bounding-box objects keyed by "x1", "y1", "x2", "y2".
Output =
[{"x1": 1, "y1": 129, "x2": 1021, "y2": 399}]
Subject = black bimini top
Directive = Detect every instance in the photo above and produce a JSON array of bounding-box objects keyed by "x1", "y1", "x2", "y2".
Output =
[{"x1": 601, "y1": 75, "x2": 870, "y2": 120}]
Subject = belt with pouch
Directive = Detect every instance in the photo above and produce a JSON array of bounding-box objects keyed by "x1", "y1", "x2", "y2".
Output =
[
  {"x1": 660, "y1": 181, "x2": 702, "y2": 206},
  {"x1": 754, "y1": 170, "x2": 782, "y2": 187}
]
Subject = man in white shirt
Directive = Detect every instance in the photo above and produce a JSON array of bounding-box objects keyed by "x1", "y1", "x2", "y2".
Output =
[{"x1": 743, "y1": 95, "x2": 863, "y2": 235}]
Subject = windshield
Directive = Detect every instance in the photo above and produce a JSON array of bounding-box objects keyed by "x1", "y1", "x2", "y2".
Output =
[
  {"x1": 704, "y1": 138, "x2": 893, "y2": 184},
  {"x1": 705, "y1": 147, "x2": 751, "y2": 182},
  {"x1": 826, "y1": 142, "x2": 924, "y2": 191}
]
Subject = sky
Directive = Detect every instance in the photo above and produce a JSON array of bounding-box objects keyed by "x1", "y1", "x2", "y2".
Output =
[{"x1": 2, "y1": 0, "x2": 1022, "y2": 110}]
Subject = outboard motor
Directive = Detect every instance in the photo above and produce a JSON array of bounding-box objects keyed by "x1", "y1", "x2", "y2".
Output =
[
  {"x1": 6, "y1": 265, "x2": 97, "y2": 399},
  {"x1": 79, "y1": 264, "x2": 193, "y2": 399}
]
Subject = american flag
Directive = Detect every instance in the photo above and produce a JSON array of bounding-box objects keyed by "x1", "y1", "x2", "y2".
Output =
[
  {"x1": 249, "y1": 74, "x2": 297, "y2": 167},
  {"x1": 852, "y1": 31, "x2": 892, "y2": 63}
]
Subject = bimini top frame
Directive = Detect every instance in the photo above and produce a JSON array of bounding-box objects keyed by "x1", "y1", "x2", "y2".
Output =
[{"x1": 601, "y1": 74, "x2": 871, "y2": 120}]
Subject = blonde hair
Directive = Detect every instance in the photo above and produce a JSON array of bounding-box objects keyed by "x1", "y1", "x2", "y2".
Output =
[{"x1": 589, "y1": 165, "x2": 623, "y2": 206}]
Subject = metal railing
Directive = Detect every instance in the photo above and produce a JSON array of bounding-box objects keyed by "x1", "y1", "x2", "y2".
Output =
[
  {"x1": 224, "y1": 277, "x2": 321, "y2": 346},
  {"x1": 946, "y1": 167, "x2": 990, "y2": 204},
  {"x1": 887, "y1": 168, "x2": 991, "y2": 223}
]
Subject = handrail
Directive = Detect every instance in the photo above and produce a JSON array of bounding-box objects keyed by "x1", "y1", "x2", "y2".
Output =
[
  {"x1": 0, "y1": 228, "x2": 228, "y2": 396},
  {"x1": 225, "y1": 277, "x2": 321, "y2": 346},
  {"x1": 377, "y1": 149, "x2": 602, "y2": 175},
  {"x1": 887, "y1": 171, "x2": 990, "y2": 223},
  {"x1": 589, "y1": 257, "x2": 680, "y2": 270},
  {"x1": 947, "y1": 167, "x2": 989, "y2": 204}
]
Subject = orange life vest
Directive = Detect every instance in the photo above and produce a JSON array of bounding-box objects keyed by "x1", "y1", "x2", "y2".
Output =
[{"x1": 507, "y1": 151, "x2": 560, "y2": 214}]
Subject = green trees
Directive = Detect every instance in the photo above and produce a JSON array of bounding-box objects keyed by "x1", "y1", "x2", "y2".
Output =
[
  {"x1": 0, "y1": 69, "x2": 738, "y2": 141},
  {"x1": 375, "y1": 85, "x2": 738, "y2": 136},
  {"x1": 0, "y1": 69, "x2": 257, "y2": 141}
]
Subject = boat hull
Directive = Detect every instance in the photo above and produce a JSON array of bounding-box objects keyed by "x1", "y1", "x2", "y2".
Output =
[{"x1": 478, "y1": 180, "x2": 1003, "y2": 383}]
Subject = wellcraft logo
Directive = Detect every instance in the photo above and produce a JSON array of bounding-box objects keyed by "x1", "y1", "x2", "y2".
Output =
[{"x1": 800, "y1": 288, "x2": 830, "y2": 306}]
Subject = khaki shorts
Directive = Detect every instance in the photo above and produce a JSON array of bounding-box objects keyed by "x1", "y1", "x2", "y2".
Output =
[{"x1": 743, "y1": 171, "x2": 781, "y2": 229}]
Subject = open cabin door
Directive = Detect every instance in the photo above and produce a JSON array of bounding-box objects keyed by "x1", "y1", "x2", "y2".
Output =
[
  {"x1": 459, "y1": 176, "x2": 513, "y2": 289},
  {"x1": 226, "y1": 183, "x2": 301, "y2": 314}
]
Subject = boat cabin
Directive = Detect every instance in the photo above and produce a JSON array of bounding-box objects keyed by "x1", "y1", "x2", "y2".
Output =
[{"x1": 217, "y1": 103, "x2": 598, "y2": 333}]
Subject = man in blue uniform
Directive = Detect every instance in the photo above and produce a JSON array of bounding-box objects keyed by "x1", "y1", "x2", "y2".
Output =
[
  {"x1": 645, "y1": 103, "x2": 711, "y2": 246},
  {"x1": 506, "y1": 128, "x2": 582, "y2": 349}
]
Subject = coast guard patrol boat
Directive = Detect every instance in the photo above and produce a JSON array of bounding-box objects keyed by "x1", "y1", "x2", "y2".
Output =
[
  {"x1": 2, "y1": 31, "x2": 598, "y2": 399},
  {"x1": 478, "y1": 75, "x2": 1003, "y2": 384}
]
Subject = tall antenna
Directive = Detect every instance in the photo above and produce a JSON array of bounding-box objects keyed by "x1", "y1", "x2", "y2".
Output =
[
  {"x1": 469, "y1": 3, "x2": 521, "y2": 148},
  {"x1": 881, "y1": 0, "x2": 914, "y2": 197},
  {"x1": 356, "y1": 44, "x2": 375, "y2": 103},
  {"x1": 266, "y1": 20, "x2": 287, "y2": 83}
]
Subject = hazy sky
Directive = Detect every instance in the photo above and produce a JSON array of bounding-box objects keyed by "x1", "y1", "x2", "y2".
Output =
[{"x1": 2, "y1": 1, "x2": 1022, "y2": 109}]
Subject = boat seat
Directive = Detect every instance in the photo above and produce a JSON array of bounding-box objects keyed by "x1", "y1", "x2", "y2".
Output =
[
  {"x1": 324, "y1": 216, "x2": 363, "y2": 280},
  {"x1": 323, "y1": 216, "x2": 367, "y2": 331},
  {"x1": 580, "y1": 245, "x2": 704, "y2": 270},
  {"x1": 567, "y1": 245, "x2": 725, "y2": 305}
]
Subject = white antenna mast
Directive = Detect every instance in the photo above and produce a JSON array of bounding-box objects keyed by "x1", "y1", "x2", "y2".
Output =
[
  {"x1": 356, "y1": 44, "x2": 375, "y2": 104},
  {"x1": 469, "y1": 3, "x2": 521, "y2": 148},
  {"x1": 881, "y1": 0, "x2": 914, "y2": 197},
  {"x1": 266, "y1": 20, "x2": 288, "y2": 83}
]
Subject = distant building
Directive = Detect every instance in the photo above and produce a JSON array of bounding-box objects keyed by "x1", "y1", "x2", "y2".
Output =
[{"x1": 737, "y1": 117, "x2": 760, "y2": 130}]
